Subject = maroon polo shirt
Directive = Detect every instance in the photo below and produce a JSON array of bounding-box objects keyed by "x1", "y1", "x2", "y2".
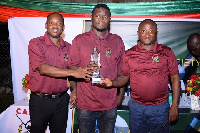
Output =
[
  {"x1": 28, "y1": 32, "x2": 71, "y2": 94},
  {"x1": 121, "y1": 41, "x2": 179, "y2": 106},
  {"x1": 68, "y1": 29, "x2": 125, "y2": 111}
]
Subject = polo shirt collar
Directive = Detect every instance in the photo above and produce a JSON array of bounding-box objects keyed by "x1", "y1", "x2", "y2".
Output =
[
  {"x1": 136, "y1": 41, "x2": 159, "y2": 52},
  {"x1": 89, "y1": 28, "x2": 110, "y2": 42},
  {"x1": 44, "y1": 32, "x2": 66, "y2": 48}
]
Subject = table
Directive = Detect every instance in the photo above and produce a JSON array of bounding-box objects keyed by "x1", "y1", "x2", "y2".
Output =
[
  {"x1": 117, "y1": 106, "x2": 200, "y2": 133},
  {"x1": 71, "y1": 95, "x2": 200, "y2": 133},
  {"x1": 72, "y1": 106, "x2": 200, "y2": 133},
  {"x1": 1, "y1": 97, "x2": 200, "y2": 133},
  {"x1": 71, "y1": 107, "x2": 130, "y2": 133},
  {"x1": 0, "y1": 98, "x2": 31, "y2": 133},
  {"x1": 170, "y1": 108, "x2": 200, "y2": 132},
  {"x1": 0, "y1": 98, "x2": 72, "y2": 133}
]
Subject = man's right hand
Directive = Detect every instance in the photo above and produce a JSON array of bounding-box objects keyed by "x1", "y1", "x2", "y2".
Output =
[{"x1": 73, "y1": 67, "x2": 93, "y2": 80}]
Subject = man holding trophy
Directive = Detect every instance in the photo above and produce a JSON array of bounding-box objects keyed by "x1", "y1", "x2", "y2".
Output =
[{"x1": 68, "y1": 4, "x2": 125, "y2": 133}]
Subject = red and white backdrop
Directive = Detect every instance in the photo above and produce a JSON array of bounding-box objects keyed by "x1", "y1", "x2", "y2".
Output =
[
  {"x1": 1, "y1": 0, "x2": 200, "y2": 103},
  {"x1": 1, "y1": 0, "x2": 200, "y2": 133}
]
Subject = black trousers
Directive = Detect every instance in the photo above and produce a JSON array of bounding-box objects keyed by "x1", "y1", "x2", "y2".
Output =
[{"x1": 29, "y1": 92, "x2": 70, "y2": 133}]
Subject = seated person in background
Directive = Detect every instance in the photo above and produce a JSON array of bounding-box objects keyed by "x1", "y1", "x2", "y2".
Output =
[
  {"x1": 187, "y1": 33, "x2": 200, "y2": 59},
  {"x1": 180, "y1": 33, "x2": 200, "y2": 84}
]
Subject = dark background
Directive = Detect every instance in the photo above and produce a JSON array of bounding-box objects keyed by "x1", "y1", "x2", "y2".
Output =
[
  {"x1": 0, "y1": 22, "x2": 9, "y2": 41},
  {"x1": 0, "y1": 21, "x2": 14, "y2": 113}
]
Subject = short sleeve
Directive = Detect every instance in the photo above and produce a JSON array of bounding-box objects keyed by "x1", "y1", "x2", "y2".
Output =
[
  {"x1": 120, "y1": 53, "x2": 130, "y2": 76},
  {"x1": 68, "y1": 37, "x2": 81, "y2": 67},
  {"x1": 117, "y1": 38, "x2": 125, "y2": 69},
  {"x1": 28, "y1": 39, "x2": 46, "y2": 72}
]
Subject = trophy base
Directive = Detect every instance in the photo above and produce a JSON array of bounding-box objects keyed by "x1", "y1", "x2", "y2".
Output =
[{"x1": 92, "y1": 76, "x2": 102, "y2": 84}]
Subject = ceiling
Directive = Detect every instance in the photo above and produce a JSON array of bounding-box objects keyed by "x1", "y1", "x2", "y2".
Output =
[{"x1": 46, "y1": 0, "x2": 175, "y2": 2}]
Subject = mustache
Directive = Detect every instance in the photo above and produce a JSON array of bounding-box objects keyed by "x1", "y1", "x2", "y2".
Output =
[
  {"x1": 51, "y1": 27, "x2": 59, "y2": 30},
  {"x1": 143, "y1": 37, "x2": 152, "y2": 39}
]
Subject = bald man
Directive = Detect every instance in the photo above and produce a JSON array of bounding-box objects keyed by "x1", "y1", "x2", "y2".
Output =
[{"x1": 187, "y1": 33, "x2": 200, "y2": 59}]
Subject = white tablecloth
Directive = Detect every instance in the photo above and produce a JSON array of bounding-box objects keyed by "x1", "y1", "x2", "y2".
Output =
[{"x1": 0, "y1": 98, "x2": 72, "y2": 133}]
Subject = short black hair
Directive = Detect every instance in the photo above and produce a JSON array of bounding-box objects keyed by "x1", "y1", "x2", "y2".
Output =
[
  {"x1": 46, "y1": 12, "x2": 64, "y2": 24},
  {"x1": 138, "y1": 19, "x2": 157, "y2": 31},
  {"x1": 92, "y1": 4, "x2": 111, "y2": 17}
]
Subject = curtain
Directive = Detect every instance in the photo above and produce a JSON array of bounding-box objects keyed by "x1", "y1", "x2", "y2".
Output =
[{"x1": 0, "y1": 0, "x2": 200, "y2": 22}]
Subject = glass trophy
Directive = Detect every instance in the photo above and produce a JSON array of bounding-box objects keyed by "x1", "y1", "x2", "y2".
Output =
[{"x1": 91, "y1": 47, "x2": 102, "y2": 83}]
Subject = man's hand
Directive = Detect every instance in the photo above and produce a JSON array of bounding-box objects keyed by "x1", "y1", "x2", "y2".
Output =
[
  {"x1": 168, "y1": 105, "x2": 179, "y2": 122},
  {"x1": 69, "y1": 90, "x2": 77, "y2": 109},
  {"x1": 87, "y1": 61, "x2": 99, "y2": 72},
  {"x1": 100, "y1": 77, "x2": 113, "y2": 88},
  {"x1": 73, "y1": 67, "x2": 93, "y2": 80}
]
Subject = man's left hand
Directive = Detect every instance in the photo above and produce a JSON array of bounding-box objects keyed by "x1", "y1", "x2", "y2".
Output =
[
  {"x1": 168, "y1": 105, "x2": 179, "y2": 122},
  {"x1": 69, "y1": 90, "x2": 77, "y2": 108}
]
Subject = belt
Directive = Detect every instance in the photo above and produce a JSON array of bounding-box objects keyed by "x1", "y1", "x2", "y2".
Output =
[{"x1": 31, "y1": 90, "x2": 67, "y2": 99}]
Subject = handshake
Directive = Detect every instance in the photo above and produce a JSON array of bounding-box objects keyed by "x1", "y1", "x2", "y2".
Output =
[
  {"x1": 72, "y1": 60, "x2": 129, "y2": 88},
  {"x1": 85, "y1": 61, "x2": 114, "y2": 87},
  {"x1": 71, "y1": 61, "x2": 113, "y2": 87}
]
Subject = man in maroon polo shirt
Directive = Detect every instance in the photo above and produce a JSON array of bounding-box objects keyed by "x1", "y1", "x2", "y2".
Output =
[
  {"x1": 68, "y1": 4, "x2": 125, "y2": 133},
  {"x1": 101, "y1": 19, "x2": 181, "y2": 133},
  {"x1": 28, "y1": 12, "x2": 93, "y2": 133}
]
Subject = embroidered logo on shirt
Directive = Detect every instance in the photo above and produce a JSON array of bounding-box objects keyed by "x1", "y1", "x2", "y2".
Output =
[
  {"x1": 152, "y1": 54, "x2": 159, "y2": 62},
  {"x1": 105, "y1": 48, "x2": 112, "y2": 56},
  {"x1": 64, "y1": 53, "x2": 68, "y2": 61}
]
